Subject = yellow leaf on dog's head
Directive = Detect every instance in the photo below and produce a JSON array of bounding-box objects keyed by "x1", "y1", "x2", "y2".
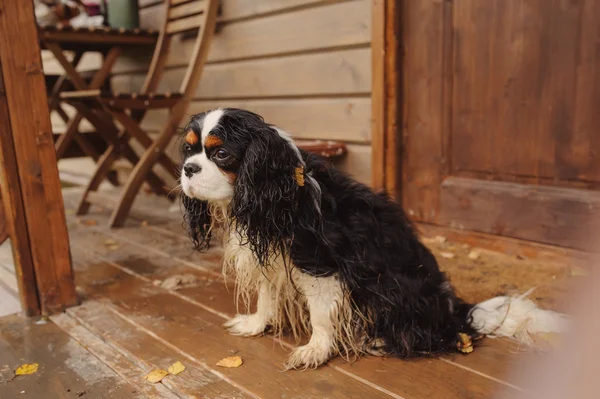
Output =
[
  {"x1": 216, "y1": 356, "x2": 243, "y2": 368},
  {"x1": 144, "y1": 369, "x2": 168, "y2": 383},
  {"x1": 15, "y1": 363, "x2": 39, "y2": 375},
  {"x1": 168, "y1": 361, "x2": 185, "y2": 375}
]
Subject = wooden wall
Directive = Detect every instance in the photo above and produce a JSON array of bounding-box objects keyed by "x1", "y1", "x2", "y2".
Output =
[{"x1": 50, "y1": 0, "x2": 373, "y2": 185}]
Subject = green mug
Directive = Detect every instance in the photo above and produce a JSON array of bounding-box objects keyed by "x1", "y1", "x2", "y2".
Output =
[{"x1": 107, "y1": 0, "x2": 139, "y2": 29}]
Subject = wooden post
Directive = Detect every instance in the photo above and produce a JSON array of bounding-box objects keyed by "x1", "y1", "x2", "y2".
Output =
[
  {"x1": 371, "y1": 0, "x2": 401, "y2": 198},
  {"x1": 0, "y1": 0, "x2": 77, "y2": 315}
]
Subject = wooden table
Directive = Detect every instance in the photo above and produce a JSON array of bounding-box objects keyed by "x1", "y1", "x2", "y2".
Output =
[{"x1": 39, "y1": 25, "x2": 159, "y2": 160}]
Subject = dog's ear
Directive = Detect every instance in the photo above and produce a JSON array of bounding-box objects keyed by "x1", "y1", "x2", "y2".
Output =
[
  {"x1": 182, "y1": 195, "x2": 212, "y2": 251},
  {"x1": 230, "y1": 126, "x2": 304, "y2": 266}
]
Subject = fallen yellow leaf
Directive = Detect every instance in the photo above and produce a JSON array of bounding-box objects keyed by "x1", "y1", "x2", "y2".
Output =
[
  {"x1": 168, "y1": 361, "x2": 186, "y2": 375},
  {"x1": 467, "y1": 250, "x2": 480, "y2": 260},
  {"x1": 15, "y1": 363, "x2": 39, "y2": 375},
  {"x1": 141, "y1": 220, "x2": 149, "y2": 227},
  {"x1": 144, "y1": 369, "x2": 169, "y2": 383},
  {"x1": 440, "y1": 251, "x2": 455, "y2": 259},
  {"x1": 216, "y1": 356, "x2": 243, "y2": 368},
  {"x1": 82, "y1": 219, "x2": 97, "y2": 226},
  {"x1": 456, "y1": 333, "x2": 474, "y2": 354},
  {"x1": 104, "y1": 239, "x2": 118, "y2": 246}
]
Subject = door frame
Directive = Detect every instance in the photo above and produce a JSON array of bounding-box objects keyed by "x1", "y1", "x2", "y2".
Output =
[{"x1": 371, "y1": 0, "x2": 402, "y2": 199}]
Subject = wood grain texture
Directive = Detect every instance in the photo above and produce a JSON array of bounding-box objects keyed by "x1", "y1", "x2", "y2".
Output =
[
  {"x1": 143, "y1": 98, "x2": 372, "y2": 143},
  {"x1": 371, "y1": 0, "x2": 401, "y2": 196},
  {"x1": 0, "y1": 314, "x2": 142, "y2": 398},
  {"x1": 0, "y1": 63, "x2": 40, "y2": 316},
  {"x1": 71, "y1": 262, "x2": 394, "y2": 398},
  {"x1": 202, "y1": 0, "x2": 370, "y2": 63},
  {"x1": 0, "y1": 188, "x2": 7, "y2": 245},
  {"x1": 118, "y1": 0, "x2": 371, "y2": 74},
  {"x1": 417, "y1": 222, "x2": 589, "y2": 268},
  {"x1": 451, "y1": 0, "x2": 597, "y2": 183},
  {"x1": 143, "y1": 0, "x2": 350, "y2": 26},
  {"x1": 0, "y1": 0, "x2": 78, "y2": 315},
  {"x1": 62, "y1": 200, "x2": 521, "y2": 398},
  {"x1": 112, "y1": 48, "x2": 371, "y2": 99},
  {"x1": 401, "y1": 0, "x2": 446, "y2": 222},
  {"x1": 119, "y1": 3, "x2": 367, "y2": 73},
  {"x1": 438, "y1": 177, "x2": 600, "y2": 250},
  {"x1": 371, "y1": 0, "x2": 385, "y2": 190},
  {"x1": 62, "y1": 302, "x2": 253, "y2": 399},
  {"x1": 51, "y1": 312, "x2": 182, "y2": 399}
]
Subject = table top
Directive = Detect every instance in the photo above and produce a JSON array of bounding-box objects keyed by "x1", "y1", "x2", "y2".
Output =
[{"x1": 40, "y1": 24, "x2": 159, "y2": 51}]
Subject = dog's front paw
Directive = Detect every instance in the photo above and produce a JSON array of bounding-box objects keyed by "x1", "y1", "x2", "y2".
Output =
[
  {"x1": 224, "y1": 314, "x2": 268, "y2": 336},
  {"x1": 284, "y1": 344, "x2": 331, "y2": 370}
]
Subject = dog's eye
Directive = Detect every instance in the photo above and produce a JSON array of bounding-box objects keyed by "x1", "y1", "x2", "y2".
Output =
[
  {"x1": 213, "y1": 149, "x2": 229, "y2": 160},
  {"x1": 183, "y1": 144, "x2": 192, "y2": 154}
]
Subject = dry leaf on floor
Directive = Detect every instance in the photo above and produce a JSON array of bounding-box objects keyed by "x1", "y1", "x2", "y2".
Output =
[
  {"x1": 440, "y1": 252, "x2": 455, "y2": 259},
  {"x1": 160, "y1": 274, "x2": 198, "y2": 291},
  {"x1": 144, "y1": 369, "x2": 169, "y2": 383},
  {"x1": 82, "y1": 219, "x2": 97, "y2": 226},
  {"x1": 141, "y1": 220, "x2": 148, "y2": 227},
  {"x1": 168, "y1": 361, "x2": 185, "y2": 375},
  {"x1": 467, "y1": 250, "x2": 480, "y2": 260},
  {"x1": 456, "y1": 333, "x2": 473, "y2": 354},
  {"x1": 216, "y1": 356, "x2": 243, "y2": 368},
  {"x1": 104, "y1": 239, "x2": 118, "y2": 246},
  {"x1": 15, "y1": 363, "x2": 39, "y2": 375}
]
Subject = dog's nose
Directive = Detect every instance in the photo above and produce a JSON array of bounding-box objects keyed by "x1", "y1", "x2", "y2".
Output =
[{"x1": 184, "y1": 163, "x2": 201, "y2": 178}]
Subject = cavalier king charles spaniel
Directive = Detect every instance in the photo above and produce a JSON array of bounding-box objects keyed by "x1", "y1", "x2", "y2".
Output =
[{"x1": 179, "y1": 108, "x2": 567, "y2": 370}]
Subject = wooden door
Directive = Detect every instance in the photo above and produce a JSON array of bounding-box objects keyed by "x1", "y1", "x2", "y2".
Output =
[{"x1": 401, "y1": 0, "x2": 600, "y2": 250}]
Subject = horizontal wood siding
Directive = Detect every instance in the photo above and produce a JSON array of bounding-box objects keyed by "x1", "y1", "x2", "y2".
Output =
[{"x1": 49, "y1": 0, "x2": 372, "y2": 185}]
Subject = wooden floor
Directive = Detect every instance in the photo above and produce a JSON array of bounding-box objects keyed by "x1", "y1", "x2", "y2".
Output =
[{"x1": 0, "y1": 187, "x2": 574, "y2": 399}]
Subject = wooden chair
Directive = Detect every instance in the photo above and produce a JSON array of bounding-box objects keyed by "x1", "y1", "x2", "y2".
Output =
[{"x1": 62, "y1": 0, "x2": 219, "y2": 227}]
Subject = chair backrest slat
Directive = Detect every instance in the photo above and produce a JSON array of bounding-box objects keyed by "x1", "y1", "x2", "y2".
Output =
[
  {"x1": 170, "y1": 0, "x2": 194, "y2": 6},
  {"x1": 166, "y1": 13, "x2": 203, "y2": 35},
  {"x1": 168, "y1": 0, "x2": 206, "y2": 21},
  {"x1": 140, "y1": 0, "x2": 217, "y2": 101}
]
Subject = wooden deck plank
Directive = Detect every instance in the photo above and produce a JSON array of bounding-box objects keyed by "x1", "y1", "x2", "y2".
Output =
[
  {"x1": 54, "y1": 306, "x2": 251, "y2": 399},
  {"x1": 50, "y1": 312, "x2": 181, "y2": 399},
  {"x1": 60, "y1": 189, "x2": 533, "y2": 390},
  {"x1": 0, "y1": 314, "x2": 142, "y2": 398},
  {"x1": 84, "y1": 205, "x2": 530, "y2": 389},
  {"x1": 70, "y1": 256, "x2": 394, "y2": 399},
  {"x1": 66, "y1": 224, "x2": 521, "y2": 398}
]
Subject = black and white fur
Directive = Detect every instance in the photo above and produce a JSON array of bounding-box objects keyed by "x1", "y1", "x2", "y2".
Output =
[{"x1": 180, "y1": 108, "x2": 568, "y2": 369}]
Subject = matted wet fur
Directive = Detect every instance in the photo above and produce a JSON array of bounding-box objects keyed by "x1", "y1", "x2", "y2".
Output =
[{"x1": 179, "y1": 108, "x2": 568, "y2": 370}]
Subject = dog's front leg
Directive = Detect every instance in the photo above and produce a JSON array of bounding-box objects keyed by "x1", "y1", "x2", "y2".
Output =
[
  {"x1": 224, "y1": 276, "x2": 274, "y2": 336},
  {"x1": 285, "y1": 273, "x2": 341, "y2": 370}
]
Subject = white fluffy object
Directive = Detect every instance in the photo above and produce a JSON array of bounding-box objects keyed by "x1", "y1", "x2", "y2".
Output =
[{"x1": 469, "y1": 289, "x2": 569, "y2": 344}]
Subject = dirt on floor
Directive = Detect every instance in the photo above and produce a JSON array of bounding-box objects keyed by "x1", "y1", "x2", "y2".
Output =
[{"x1": 422, "y1": 235, "x2": 583, "y2": 311}]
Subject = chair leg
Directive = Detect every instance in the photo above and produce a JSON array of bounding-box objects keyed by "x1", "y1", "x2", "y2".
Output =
[
  {"x1": 76, "y1": 135, "x2": 171, "y2": 215},
  {"x1": 76, "y1": 144, "x2": 120, "y2": 215},
  {"x1": 109, "y1": 124, "x2": 178, "y2": 227}
]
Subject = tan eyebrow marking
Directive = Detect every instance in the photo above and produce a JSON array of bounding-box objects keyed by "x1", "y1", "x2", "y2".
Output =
[
  {"x1": 185, "y1": 130, "x2": 198, "y2": 145},
  {"x1": 204, "y1": 134, "x2": 224, "y2": 149}
]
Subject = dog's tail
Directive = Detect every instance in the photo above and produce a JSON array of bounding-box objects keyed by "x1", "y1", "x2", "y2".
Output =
[{"x1": 466, "y1": 288, "x2": 569, "y2": 344}]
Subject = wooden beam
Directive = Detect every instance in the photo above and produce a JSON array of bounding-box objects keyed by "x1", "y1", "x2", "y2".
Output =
[
  {"x1": 0, "y1": 0, "x2": 77, "y2": 314},
  {"x1": 438, "y1": 177, "x2": 600, "y2": 251},
  {"x1": 371, "y1": 0, "x2": 400, "y2": 197},
  {"x1": 0, "y1": 190, "x2": 7, "y2": 245}
]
